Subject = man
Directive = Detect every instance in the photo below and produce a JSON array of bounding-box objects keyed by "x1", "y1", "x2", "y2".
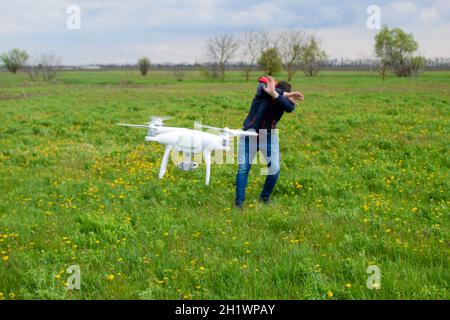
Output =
[{"x1": 235, "y1": 76, "x2": 303, "y2": 208}]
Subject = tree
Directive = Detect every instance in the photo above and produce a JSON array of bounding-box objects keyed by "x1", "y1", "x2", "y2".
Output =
[
  {"x1": 375, "y1": 26, "x2": 421, "y2": 78},
  {"x1": 206, "y1": 34, "x2": 239, "y2": 80},
  {"x1": 300, "y1": 36, "x2": 327, "y2": 77},
  {"x1": 279, "y1": 30, "x2": 306, "y2": 81},
  {"x1": 239, "y1": 31, "x2": 260, "y2": 81},
  {"x1": 138, "y1": 57, "x2": 151, "y2": 76},
  {"x1": 258, "y1": 48, "x2": 283, "y2": 75},
  {"x1": 374, "y1": 27, "x2": 392, "y2": 80},
  {"x1": 1, "y1": 49, "x2": 29, "y2": 74}
]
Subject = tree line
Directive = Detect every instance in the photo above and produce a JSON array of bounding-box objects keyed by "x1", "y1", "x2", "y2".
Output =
[{"x1": 137, "y1": 27, "x2": 434, "y2": 81}]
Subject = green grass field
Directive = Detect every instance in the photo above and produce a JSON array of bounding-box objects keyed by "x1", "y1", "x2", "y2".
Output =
[{"x1": 0, "y1": 70, "x2": 448, "y2": 300}]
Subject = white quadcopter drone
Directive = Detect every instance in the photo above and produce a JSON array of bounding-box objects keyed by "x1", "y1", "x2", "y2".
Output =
[{"x1": 117, "y1": 117, "x2": 258, "y2": 185}]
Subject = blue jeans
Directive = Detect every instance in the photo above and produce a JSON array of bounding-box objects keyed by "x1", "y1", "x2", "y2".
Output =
[{"x1": 235, "y1": 131, "x2": 280, "y2": 205}]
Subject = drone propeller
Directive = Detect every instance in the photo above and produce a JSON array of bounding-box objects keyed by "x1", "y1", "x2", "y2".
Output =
[
  {"x1": 117, "y1": 116, "x2": 171, "y2": 129},
  {"x1": 150, "y1": 116, "x2": 171, "y2": 126},
  {"x1": 116, "y1": 123, "x2": 151, "y2": 129},
  {"x1": 200, "y1": 124, "x2": 258, "y2": 137}
]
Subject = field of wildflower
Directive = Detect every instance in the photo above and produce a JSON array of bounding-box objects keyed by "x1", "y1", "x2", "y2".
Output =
[{"x1": 0, "y1": 70, "x2": 448, "y2": 300}]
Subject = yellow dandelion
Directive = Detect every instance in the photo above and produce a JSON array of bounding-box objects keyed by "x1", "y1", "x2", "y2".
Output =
[
  {"x1": 107, "y1": 274, "x2": 115, "y2": 281},
  {"x1": 327, "y1": 291, "x2": 334, "y2": 298},
  {"x1": 345, "y1": 283, "x2": 352, "y2": 289},
  {"x1": 2, "y1": 256, "x2": 9, "y2": 262}
]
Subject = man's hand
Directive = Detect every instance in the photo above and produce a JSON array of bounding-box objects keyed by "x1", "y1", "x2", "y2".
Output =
[
  {"x1": 262, "y1": 76, "x2": 279, "y2": 100},
  {"x1": 285, "y1": 91, "x2": 304, "y2": 104}
]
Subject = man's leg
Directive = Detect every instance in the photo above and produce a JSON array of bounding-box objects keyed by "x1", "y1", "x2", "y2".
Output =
[
  {"x1": 259, "y1": 131, "x2": 280, "y2": 203},
  {"x1": 235, "y1": 135, "x2": 257, "y2": 207}
]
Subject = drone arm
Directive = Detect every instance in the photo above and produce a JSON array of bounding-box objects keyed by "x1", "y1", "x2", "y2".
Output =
[{"x1": 159, "y1": 145, "x2": 173, "y2": 179}]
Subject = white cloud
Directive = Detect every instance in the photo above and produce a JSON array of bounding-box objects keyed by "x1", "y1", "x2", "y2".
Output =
[
  {"x1": 230, "y1": 3, "x2": 299, "y2": 28},
  {"x1": 419, "y1": 7, "x2": 439, "y2": 26}
]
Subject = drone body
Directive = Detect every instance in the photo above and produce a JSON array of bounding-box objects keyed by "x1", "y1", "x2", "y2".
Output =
[{"x1": 117, "y1": 117, "x2": 257, "y2": 185}]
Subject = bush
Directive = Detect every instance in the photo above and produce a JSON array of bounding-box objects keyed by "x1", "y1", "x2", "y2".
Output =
[
  {"x1": 25, "y1": 53, "x2": 62, "y2": 82},
  {"x1": 408, "y1": 56, "x2": 426, "y2": 77},
  {"x1": 199, "y1": 65, "x2": 221, "y2": 80},
  {"x1": 138, "y1": 57, "x2": 151, "y2": 76},
  {"x1": 172, "y1": 66, "x2": 186, "y2": 81}
]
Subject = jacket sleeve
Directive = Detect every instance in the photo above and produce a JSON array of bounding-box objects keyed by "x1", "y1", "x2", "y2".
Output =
[{"x1": 275, "y1": 92, "x2": 295, "y2": 113}]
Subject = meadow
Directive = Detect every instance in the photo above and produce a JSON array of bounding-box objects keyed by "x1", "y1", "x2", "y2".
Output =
[{"x1": 0, "y1": 69, "x2": 448, "y2": 300}]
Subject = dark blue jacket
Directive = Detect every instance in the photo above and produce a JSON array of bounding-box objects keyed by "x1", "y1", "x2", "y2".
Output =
[{"x1": 243, "y1": 83, "x2": 295, "y2": 133}]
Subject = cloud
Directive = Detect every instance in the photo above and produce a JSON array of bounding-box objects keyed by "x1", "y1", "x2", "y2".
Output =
[
  {"x1": 0, "y1": 0, "x2": 449, "y2": 64},
  {"x1": 418, "y1": 7, "x2": 439, "y2": 26}
]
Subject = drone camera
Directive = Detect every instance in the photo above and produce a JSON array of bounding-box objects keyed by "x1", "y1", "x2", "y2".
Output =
[
  {"x1": 177, "y1": 161, "x2": 199, "y2": 172},
  {"x1": 147, "y1": 128, "x2": 157, "y2": 137}
]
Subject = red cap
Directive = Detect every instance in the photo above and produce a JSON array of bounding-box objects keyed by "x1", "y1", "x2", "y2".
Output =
[{"x1": 258, "y1": 76, "x2": 270, "y2": 84}]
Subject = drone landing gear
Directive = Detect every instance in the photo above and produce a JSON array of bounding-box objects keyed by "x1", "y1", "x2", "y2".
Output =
[
  {"x1": 203, "y1": 150, "x2": 211, "y2": 186},
  {"x1": 159, "y1": 145, "x2": 173, "y2": 179},
  {"x1": 158, "y1": 146, "x2": 212, "y2": 186}
]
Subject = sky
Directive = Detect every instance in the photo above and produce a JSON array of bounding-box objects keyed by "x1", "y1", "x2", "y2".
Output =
[{"x1": 1, "y1": 0, "x2": 449, "y2": 65}]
